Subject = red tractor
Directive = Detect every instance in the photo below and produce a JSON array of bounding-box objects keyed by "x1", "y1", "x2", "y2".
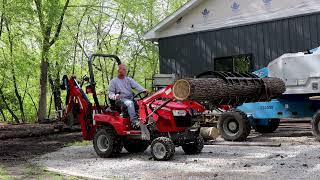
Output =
[{"x1": 61, "y1": 54, "x2": 206, "y2": 161}]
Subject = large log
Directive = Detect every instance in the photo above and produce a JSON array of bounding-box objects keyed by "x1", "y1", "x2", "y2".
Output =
[{"x1": 172, "y1": 77, "x2": 285, "y2": 104}]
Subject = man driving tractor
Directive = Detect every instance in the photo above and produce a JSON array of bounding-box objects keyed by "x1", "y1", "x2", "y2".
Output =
[
  {"x1": 108, "y1": 64, "x2": 147, "y2": 129},
  {"x1": 62, "y1": 54, "x2": 205, "y2": 160}
]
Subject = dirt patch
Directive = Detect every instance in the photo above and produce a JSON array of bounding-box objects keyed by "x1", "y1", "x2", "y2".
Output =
[
  {"x1": 0, "y1": 132, "x2": 82, "y2": 166},
  {"x1": 0, "y1": 123, "x2": 83, "y2": 179}
]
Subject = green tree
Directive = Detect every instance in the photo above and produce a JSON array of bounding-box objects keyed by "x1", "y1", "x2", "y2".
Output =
[
  {"x1": 0, "y1": 0, "x2": 187, "y2": 123},
  {"x1": 33, "y1": 0, "x2": 70, "y2": 122}
]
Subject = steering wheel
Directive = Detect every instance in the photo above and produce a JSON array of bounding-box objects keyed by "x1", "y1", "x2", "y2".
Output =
[{"x1": 133, "y1": 91, "x2": 149, "y2": 101}]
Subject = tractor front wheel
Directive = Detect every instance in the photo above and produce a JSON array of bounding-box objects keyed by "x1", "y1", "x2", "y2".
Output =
[
  {"x1": 93, "y1": 129, "x2": 116, "y2": 158},
  {"x1": 151, "y1": 137, "x2": 175, "y2": 161},
  {"x1": 218, "y1": 110, "x2": 251, "y2": 141},
  {"x1": 312, "y1": 111, "x2": 320, "y2": 141},
  {"x1": 182, "y1": 135, "x2": 204, "y2": 155}
]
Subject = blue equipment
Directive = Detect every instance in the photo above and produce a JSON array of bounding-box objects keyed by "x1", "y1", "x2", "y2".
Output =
[{"x1": 236, "y1": 47, "x2": 320, "y2": 137}]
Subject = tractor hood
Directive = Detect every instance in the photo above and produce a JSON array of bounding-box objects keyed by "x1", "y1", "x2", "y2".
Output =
[{"x1": 151, "y1": 100, "x2": 205, "y2": 113}]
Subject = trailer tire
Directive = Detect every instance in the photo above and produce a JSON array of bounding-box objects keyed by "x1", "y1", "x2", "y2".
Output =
[
  {"x1": 312, "y1": 111, "x2": 320, "y2": 141},
  {"x1": 182, "y1": 135, "x2": 204, "y2": 155},
  {"x1": 151, "y1": 137, "x2": 175, "y2": 161},
  {"x1": 254, "y1": 119, "x2": 280, "y2": 133},
  {"x1": 123, "y1": 140, "x2": 149, "y2": 153},
  {"x1": 218, "y1": 110, "x2": 251, "y2": 141},
  {"x1": 93, "y1": 129, "x2": 115, "y2": 158}
]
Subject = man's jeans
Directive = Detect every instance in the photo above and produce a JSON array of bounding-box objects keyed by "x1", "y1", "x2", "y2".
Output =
[{"x1": 121, "y1": 98, "x2": 138, "y2": 124}]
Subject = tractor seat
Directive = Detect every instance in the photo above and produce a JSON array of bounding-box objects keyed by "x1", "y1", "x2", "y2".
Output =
[{"x1": 108, "y1": 98, "x2": 129, "y2": 117}]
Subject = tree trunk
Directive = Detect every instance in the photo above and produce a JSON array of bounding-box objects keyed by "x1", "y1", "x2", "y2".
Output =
[
  {"x1": 49, "y1": 75, "x2": 62, "y2": 111},
  {"x1": 5, "y1": 19, "x2": 25, "y2": 122},
  {"x1": 37, "y1": 58, "x2": 49, "y2": 122},
  {"x1": 0, "y1": 0, "x2": 4, "y2": 40},
  {"x1": 0, "y1": 88, "x2": 19, "y2": 123},
  {"x1": 54, "y1": 77, "x2": 62, "y2": 111},
  {"x1": 111, "y1": 18, "x2": 125, "y2": 79},
  {"x1": 0, "y1": 108, "x2": 6, "y2": 121},
  {"x1": 12, "y1": 70, "x2": 25, "y2": 122},
  {"x1": 34, "y1": 0, "x2": 70, "y2": 122},
  {"x1": 172, "y1": 77, "x2": 286, "y2": 104},
  {"x1": 27, "y1": 91, "x2": 38, "y2": 112},
  {"x1": 131, "y1": 56, "x2": 138, "y2": 79},
  {"x1": 22, "y1": 75, "x2": 30, "y2": 102}
]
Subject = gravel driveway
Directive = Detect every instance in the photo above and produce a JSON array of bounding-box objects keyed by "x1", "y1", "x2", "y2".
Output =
[{"x1": 35, "y1": 123, "x2": 320, "y2": 180}]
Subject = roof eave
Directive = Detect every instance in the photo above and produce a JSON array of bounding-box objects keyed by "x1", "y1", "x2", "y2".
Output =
[{"x1": 144, "y1": 0, "x2": 204, "y2": 41}]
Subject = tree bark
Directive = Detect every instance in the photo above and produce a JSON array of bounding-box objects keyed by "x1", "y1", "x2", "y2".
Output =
[
  {"x1": 12, "y1": 69, "x2": 25, "y2": 122},
  {"x1": 37, "y1": 58, "x2": 49, "y2": 122},
  {"x1": 0, "y1": 12, "x2": 3, "y2": 39},
  {"x1": 5, "y1": 18, "x2": 25, "y2": 122},
  {"x1": 49, "y1": 75, "x2": 62, "y2": 111},
  {"x1": 71, "y1": 7, "x2": 88, "y2": 74},
  {"x1": 110, "y1": 17, "x2": 125, "y2": 79},
  {"x1": 0, "y1": 107, "x2": 6, "y2": 121},
  {"x1": 34, "y1": 0, "x2": 70, "y2": 122},
  {"x1": 0, "y1": 88, "x2": 19, "y2": 123},
  {"x1": 0, "y1": 0, "x2": 5, "y2": 40},
  {"x1": 37, "y1": 39, "x2": 50, "y2": 122},
  {"x1": 27, "y1": 91, "x2": 38, "y2": 112},
  {"x1": 22, "y1": 75, "x2": 30, "y2": 102},
  {"x1": 172, "y1": 77, "x2": 286, "y2": 104}
]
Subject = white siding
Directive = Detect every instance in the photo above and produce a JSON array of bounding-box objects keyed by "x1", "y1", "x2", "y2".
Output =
[{"x1": 145, "y1": 0, "x2": 320, "y2": 40}]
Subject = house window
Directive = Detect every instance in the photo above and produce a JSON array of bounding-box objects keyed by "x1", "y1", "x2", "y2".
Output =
[{"x1": 214, "y1": 54, "x2": 253, "y2": 73}]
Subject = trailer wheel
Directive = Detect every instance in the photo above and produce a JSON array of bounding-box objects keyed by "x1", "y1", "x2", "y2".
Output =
[
  {"x1": 93, "y1": 129, "x2": 115, "y2": 158},
  {"x1": 151, "y1": 137, "x2": 175, "y2": 161},
  {"x1": 218, "y1": 110, "x2": 251, "y2": 141},
  {"x1": 254, "y1": 119, "x2": 280, "y2": 133},
  {"x1": 312, "y1": 111, "x2": 320, "y2": 141},
  {"x1": 123, "y1": 140, "x2": 149, "y2": 153},
  {"x1": 182, "y1": 135, "x2": 204, "y2": 155}
]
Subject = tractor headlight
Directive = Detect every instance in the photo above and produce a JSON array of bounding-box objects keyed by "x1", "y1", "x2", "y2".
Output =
[{"x1": 172, "y1": 110, "x2": 187, "y2": 116}]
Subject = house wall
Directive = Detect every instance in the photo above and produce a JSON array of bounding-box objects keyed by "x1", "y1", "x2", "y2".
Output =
[
  {"x1": 149, "y1": 0, "x2": 320, "y2": 40},
  {"x1": 159, "y1": 13, "x2": 320, "y2": 77}
]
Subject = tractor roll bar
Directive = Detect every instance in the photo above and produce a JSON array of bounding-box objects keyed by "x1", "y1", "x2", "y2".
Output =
[
  {"x1": 88, "y1": 54, "x2": 122, "y2": 113},
  {"x1": 88, "y1": 54, "x2": 121, "y2": 64}
]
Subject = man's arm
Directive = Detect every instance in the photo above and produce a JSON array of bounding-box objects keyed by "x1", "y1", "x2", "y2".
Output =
[
  {"x1": 108, "y1": 80, "x2": 118, "y2": 100},
  {"x1": 128, "y1": 78, "x2": 146, "y2": 93}
]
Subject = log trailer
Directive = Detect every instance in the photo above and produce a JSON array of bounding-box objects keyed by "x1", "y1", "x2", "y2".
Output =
[
  {"x1": 153, "y1": 47, "x2": 320, "y2": 142},
  {"x1": 172, "y1": 73, "x2": 285, "y2": 141}
]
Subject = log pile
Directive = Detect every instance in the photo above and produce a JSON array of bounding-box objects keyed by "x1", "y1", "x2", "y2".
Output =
[
  {"x1": 0, "y1": 122, "x2": 80, "y2": 140},
  {"x1": 172, "y1": 77, "x2": 285, "y2": 104}
]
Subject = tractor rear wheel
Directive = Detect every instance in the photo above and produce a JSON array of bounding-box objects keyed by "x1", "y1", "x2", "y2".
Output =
[
  {"x1": 312, "y1": 111, "x2": 320, "y2": 141},
  {"x1": 93, "y1": 129, "x2": 116, "y2": 158},
  {"x1": 182, "y1": 135, "x2": 204, "y2": 155},
  {"x1": 123, "y1": 140, "x2": 149, "y2": 153},
  {"x1": 151, "y1": 137, "x2": 175, "y2": 161},
  {"x1": 218, "y1": 110, "x2": 251, "y2": 141},
  {"x1": 254, "y1": 119, "x2": 280, "y2": 133}
]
